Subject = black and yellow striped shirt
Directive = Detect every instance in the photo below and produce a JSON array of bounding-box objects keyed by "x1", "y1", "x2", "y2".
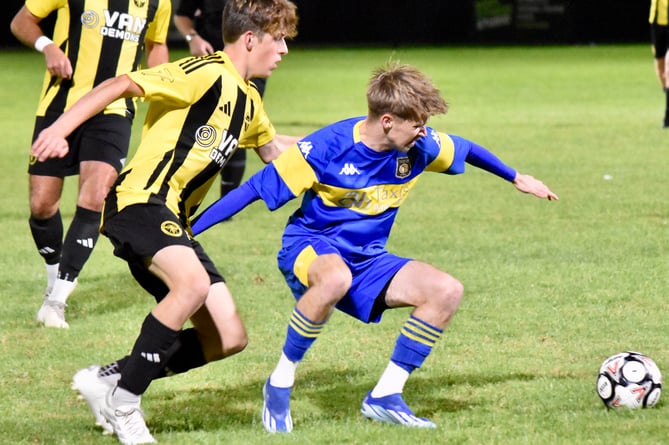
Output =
[
  {"x1": 27, "y1": 0, "x2": 171, "y2": 117},
  {"x1": 103, "y1": 52, "x2": 276, "y2": 229},
  {"x1": 650, "y1": 0, "x2": 669, "y2": 25}
]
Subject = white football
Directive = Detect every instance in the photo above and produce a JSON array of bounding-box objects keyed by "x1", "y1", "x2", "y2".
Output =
[{"x1": 596, "y1": 351, "x2": 662, "y2": 408}]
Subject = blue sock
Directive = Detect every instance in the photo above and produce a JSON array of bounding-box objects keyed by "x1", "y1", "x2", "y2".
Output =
[
  {"x1": 390, "y1": 315, "x2": 443, "y2": 373},
  {"x1": 282, "y1": 307, "x2": 326, "y2": 362}
]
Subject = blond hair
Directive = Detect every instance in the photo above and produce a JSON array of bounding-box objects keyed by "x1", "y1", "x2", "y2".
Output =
[
  {"x1": 223, "y1": 0, "x2": 298, "y2": 43},
  {"x1": 367, "y1": 61, "x2": 448, "y2": 123}
]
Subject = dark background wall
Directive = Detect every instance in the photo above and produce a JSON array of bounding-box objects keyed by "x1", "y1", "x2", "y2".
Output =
[{"x1": 1, "y1": 0, "x2": 650, "y2": 48}]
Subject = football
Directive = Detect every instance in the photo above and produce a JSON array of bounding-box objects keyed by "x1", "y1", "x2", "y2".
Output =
[{"x1": 596, "y1": 351, "x2": 662, "y2": 409}]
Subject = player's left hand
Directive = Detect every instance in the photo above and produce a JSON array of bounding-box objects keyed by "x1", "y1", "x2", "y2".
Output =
[
  {"x1": 512, "y1": 173, "x2": 559, "y2": 201},
  {"x1": 31, "y1": 128, "x2": 69, "y2": 161}
]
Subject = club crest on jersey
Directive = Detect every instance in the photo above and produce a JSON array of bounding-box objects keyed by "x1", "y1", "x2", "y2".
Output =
[
  {"x1": 134, "y1": 0, "x2": 147, "y2": 7},
  {"x1": 160, "y1": 221, "x2": 182, "y2": 237},
  {"x1": 395, "y1": 157, "x2": 411, "y2": 178}
]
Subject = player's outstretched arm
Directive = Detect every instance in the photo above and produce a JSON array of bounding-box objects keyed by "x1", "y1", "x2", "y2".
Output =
[
  {"x1": 255, "y1": 134, "x2": 303, "y2": 163},
  {"x1": 31, "y1": 75, "x2": 143, "y2": 162},
  {"x1": 512, "y1": 173, "x2": 559, "y2": 201}
]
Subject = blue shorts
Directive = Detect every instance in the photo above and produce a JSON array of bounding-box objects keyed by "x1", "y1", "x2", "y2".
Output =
[{"x1": 277, "y1": 235, "x2": 410, "y2": 323}]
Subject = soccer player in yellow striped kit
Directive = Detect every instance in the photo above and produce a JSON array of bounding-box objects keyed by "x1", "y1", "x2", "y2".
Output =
[
  {"x1": 11, "y1": 0, "x2": 172, "y2": 328},
  {"x1": 649, "y1": 0, "x2": 669, "y2": 127},
  {"x1": 30, "y1": 0, "x2": 299, "y2": 443}
]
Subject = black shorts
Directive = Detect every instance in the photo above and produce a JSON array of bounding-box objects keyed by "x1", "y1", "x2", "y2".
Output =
[
  {"x1": 102, "y1": 203, "x2": 224, "y2": 301},
  {"x1": 29, "y1": 112, "x2": 131, "y2": 177},
  {"x1": 651, "y1": 23, "x2": 669, "y2": 59}
]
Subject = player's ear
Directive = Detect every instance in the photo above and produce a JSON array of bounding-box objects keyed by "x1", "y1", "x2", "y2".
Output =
[
  {"x1": 381, "y1": 114, "x2": 394, "y2": 132},
  {"x1": 244, "y1": 32, "x2": 254, "y2": 52}
]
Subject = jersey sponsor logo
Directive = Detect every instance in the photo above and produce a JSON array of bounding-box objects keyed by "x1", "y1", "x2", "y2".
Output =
[
  {"x1": 395, "y1": 157, "x2": 411, "y2": 178},
  {"x1": 298, "y1": 141, "x2": 313, "y2": 158},
  {"x1": 338, "y1": 163, "x2": 361, "y2": 175},
  {"x1": 82, "y1": 10, "x2": 148, "y2": 43},
  {"x1": 208, "y1": 129, "x2": 240, "y2": 168},
  {"x1": 322, "y1": 182, "x2": 414, "y2": 214},
  {"x1": 160, "y1": 221, "x2": 183, "y2": 237}
]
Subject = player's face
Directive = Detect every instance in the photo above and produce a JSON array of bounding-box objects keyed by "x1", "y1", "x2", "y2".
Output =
[
  {"x1": 249, "y1": 32, "x2": 288, "y2": 79},
  {"x1": 390, "y1": 117, "x2": 427, "y2": 153}
]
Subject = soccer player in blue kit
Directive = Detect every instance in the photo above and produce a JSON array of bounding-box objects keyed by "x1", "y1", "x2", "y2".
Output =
[{"x1": 192, "y1": 62, "x2": 559, "y2": 432}]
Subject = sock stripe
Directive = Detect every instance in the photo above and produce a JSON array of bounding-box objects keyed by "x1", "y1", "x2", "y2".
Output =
[
  {"x1": 288, "y1": 308, "x2": 324, "y2": 338},
  {"x1": 401, "y1": 316, "x2": 442, "y2": 346}
]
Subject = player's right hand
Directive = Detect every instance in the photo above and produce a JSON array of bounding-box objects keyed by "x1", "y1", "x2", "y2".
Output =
[
  {"x1": 31, "y1": 128, "x2": 69, "y2": 162},
  {"x1": 43, "y1": 44, "x2": 73, "y2": 79}
]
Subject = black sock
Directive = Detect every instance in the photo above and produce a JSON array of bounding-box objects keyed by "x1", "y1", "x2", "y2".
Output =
[
  {"x1": 220, "y1": 150, "x2": 246, "y2": 197},
  {"x1": 59, "y1": 206, "x2": 101, "y2": 281},
  {"x1": 29, "y1": 210, "x2": 63, "y2": 265},
  {"x1": 664, "y1": 88, "x2": 669, "y2": 126},
  {"x1": 102, "y1": 328, "x2": 207, "y2": 380},
  {"x1": 117, "y1": 313, "x2": 180, "y2": 395}
]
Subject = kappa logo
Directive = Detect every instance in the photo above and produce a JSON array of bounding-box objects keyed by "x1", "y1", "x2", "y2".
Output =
[
  {"x1": 160, "y1": 221, "x2": 183, "y2": 237},
  {"x1": 430, "y1": 128, "x2": 440, "y2": 147},
  {"x1": 298, "y1": 141, "x2": 313, "y2": 158},
  {"x1": 338, "y1": 163, "x2": 361, "y2": 175}
]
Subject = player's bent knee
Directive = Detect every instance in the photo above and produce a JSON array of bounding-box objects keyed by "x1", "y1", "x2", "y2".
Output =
[
  {"x1": 202, "y1": 330, "x2": 248, "y2": 362},
  {"x1": 436, "y1": 277, "x2": 464, "y2": 312}
]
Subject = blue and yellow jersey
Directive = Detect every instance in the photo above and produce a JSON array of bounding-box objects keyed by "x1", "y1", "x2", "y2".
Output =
[
  {"x1": 103, "y1": 52, "x2": 275, "y2": 230},
  {"x1": 244, "y1": 117, "x2": 482, "y2": 258},
  {"x1": 650, "y1": 0, "x2": 669, "y2": 25},
  {"x1": 27, "y1": 0, "x2": 171, "y2": 117}
]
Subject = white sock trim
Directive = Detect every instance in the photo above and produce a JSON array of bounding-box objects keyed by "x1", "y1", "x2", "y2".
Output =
[
  {"x1": 269, "y1": 352, "x2": 297, "y2": 388},
  {"x1": 370, "y1": 362, "x2": 410, "y2": 398},
  {"x1": 48, "y1": 278, "x2": 77, "y2": 304}
]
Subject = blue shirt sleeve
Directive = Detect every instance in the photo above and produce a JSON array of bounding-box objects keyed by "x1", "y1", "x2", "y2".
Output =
[
  {"x1": 448, "y1": 135, "x2": 517, "y2": 182},
  {"x1": 191, "y1": 163, "x2": 297, "y2": 235}
]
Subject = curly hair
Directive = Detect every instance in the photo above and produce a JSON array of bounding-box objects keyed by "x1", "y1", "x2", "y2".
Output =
[{"x1": 222, "y1": 0, "x2": 298, "y2": 43}]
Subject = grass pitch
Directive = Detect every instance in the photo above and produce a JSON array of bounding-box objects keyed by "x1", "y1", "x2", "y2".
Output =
[{"x1": 1, "y1": 44, "x2": 667, "y2": 444}]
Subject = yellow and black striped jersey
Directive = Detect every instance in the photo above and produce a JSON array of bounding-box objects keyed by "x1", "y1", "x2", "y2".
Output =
[
  {"x1": 650, "y1": 0, "x2": 669, "y2": 25},
  {"x1": 27, "y1": 0, "x2": 171, "y2": 117},
  {"x1": 103, "y1": 51, "x2": 276, "y2": 229}
]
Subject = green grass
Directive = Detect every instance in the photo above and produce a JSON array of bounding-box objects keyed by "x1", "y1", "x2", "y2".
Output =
[{"x1": 1, "y1": 44, "x2": 668, "y2": 444}]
